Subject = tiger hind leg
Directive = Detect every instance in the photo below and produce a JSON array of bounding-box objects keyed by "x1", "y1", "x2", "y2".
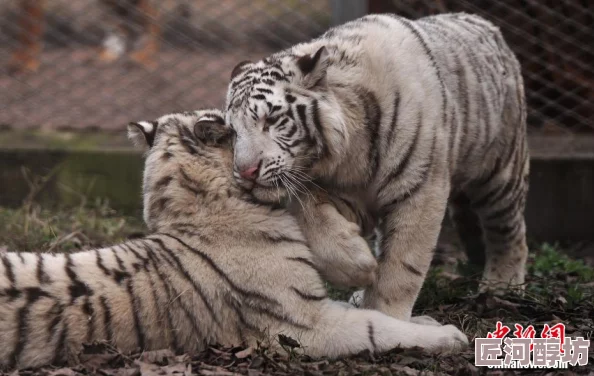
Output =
[
  {"x1": 466, "y1": 154, "x2": 530, "y2": 293},
  {"x1": 448, "y1": 192, "x2": 486, "y2": 267}
]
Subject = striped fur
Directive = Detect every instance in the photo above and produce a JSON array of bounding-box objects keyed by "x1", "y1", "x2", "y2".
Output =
[
  {"x1": 0, "y1": 110, "x2": 468, "y2": 370},
  {"x1": 225, "y1": 13, "x2": 529, "y2": 321}
]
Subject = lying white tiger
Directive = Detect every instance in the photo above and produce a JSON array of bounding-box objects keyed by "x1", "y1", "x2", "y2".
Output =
[
  {"x1": 226, "y1": 13, "x2": 529, "y2": 321},
  {"x1": 0, "y1": 110, "x2": 468, "y2": 370}
]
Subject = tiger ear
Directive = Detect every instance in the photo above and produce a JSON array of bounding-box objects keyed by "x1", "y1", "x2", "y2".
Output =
[
  {"x1": 194, "y1": 115, "x2": 231, "y2": 147},
  {"x1": 296, "y1": 46, "x2": 329, "y2": 89},
  {"x1": 231, "y1": 60, "x2": 252, "y2": 79},
  {"x1": 127, "y1": 121, "x2": 157, "y2": 149}
]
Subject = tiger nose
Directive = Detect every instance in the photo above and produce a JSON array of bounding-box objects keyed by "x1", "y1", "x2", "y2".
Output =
[{"x1": 239, "y1": 164, "x2": 260, "y2": 180}]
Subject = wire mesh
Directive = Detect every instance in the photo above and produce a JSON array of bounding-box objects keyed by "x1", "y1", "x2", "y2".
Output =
[
  {"x1": 371, "y1": 0, "x2": 593, "y2": 134},
  {"x1": 0, "y1": 0, "x2": 591, "y2": 134}
]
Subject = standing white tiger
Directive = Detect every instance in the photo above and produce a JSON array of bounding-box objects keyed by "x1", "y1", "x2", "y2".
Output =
[{"x1": 225, "y1": 13, "x2": 529, "y2": 321}]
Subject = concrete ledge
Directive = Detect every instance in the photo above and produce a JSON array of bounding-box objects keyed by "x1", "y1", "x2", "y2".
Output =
[{"x1": 1, "y1": 132, "x2": 593, "y2": 241}]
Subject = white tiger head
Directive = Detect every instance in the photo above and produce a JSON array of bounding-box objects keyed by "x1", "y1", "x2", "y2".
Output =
[
  {"x1": 127, "y1": 109, "x2": 236, "y2": 230},
  {"x1": 225, "y1": 46, "x2": 346, "y2": 203}
]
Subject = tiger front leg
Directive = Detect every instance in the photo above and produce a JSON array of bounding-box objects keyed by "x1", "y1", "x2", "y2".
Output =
[
  {"x1": 276, "y1": 300, "x2": 468, "y2": 358},
  {"x1": 362, "y1": 176, "x2": 450, "y2": 321},
  {"x1": 290, "y1": 191, "x2": 377, "y2": 289}
]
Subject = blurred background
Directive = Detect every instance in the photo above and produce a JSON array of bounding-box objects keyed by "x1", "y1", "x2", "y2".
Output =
[
  {"x1": 0, "y1": 0, "x2": 593, "y2": 248},
  {"x1": 1, "y1": 0, "x2": 591, "y2": 132}
]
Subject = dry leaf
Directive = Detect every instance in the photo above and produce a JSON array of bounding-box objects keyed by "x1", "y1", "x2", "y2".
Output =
[
  {"x1": 47, "y1": 369, "x2": 79, "y2": 376},
  {"x1": 234, "y1": 347, "x2": 253, "y2": 359},
  {"x1": 80, "y1": 353, "x2": 120, "y2": 371},
  {"x1": 140, "y1": 349, "x2": 175, "y2": 364}
]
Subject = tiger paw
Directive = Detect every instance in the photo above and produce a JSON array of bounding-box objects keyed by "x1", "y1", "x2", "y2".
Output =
[
  {"x1": 311, "y1": 221, "x2": 377, "y2": 288},
  {"x1": 428, "y1": 325, "x2": 469, "y2": 354}
]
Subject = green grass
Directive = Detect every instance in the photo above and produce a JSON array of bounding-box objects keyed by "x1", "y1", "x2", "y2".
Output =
[
  {"x1": 530, "y1": 242, "x2": 594, "y2": 282},
  {"x1": 0, "y1": 200, "x2": 145, "y2": 253}
]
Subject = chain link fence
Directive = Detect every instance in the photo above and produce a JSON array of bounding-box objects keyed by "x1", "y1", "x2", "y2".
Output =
[{"x1": 0, "y1": 0, "x2": 592, "y2": 134}]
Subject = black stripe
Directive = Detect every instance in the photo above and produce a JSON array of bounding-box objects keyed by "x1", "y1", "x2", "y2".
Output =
[
  {"x1": 356, "y1": 88, "x2": 382, "y2": 176},
  {"x1": 384, "y1": 93, "x2": 400, "y2": 152},
  {"x1": 473, "y1": 176, "x2": 515, "y2": 210},
  {"x1": 285, "y1": 256, "x2": 324, "y2": 285},
  {"x1": 452, "y1": 53, "x2": 468, "y2": 166},
  {"x1": 377, "y1": 112, "x2": 423, "y2": 194},
  {"x1": 37, "y1": 253, "x2": 50, "y2": 284},
  {"x1": 285, "y1": 123, "x2": 298, "y2": 138},
  {"x1": 458, "y1": 42, "x2": 488, "y2": 167},
  {"x1": 483, "y1": 187, "x2": 523, "y2": 223},
  {"x1": 113, "y1": 270, "x2": 130, "y2": 285},
  {"x1": 312, "y1": 100, "x2": 330, "y2": 158},
  {"x1": 250, "y1": 304, "x2": 311, "y2": 330},
  {"x1": 286, "y1": 106, "x2": 295, "y2": 120},
  {"x1": 379, "y1": 172, "x2": 427, "y2": 218},
  {"x1": 276, "y1": 117, "x2": 290, "y2": 130},
  {"x1": 65, "y1": 253, "x2": 93, "y2": 301},
  {"x1": 146, "y1": 238, "x2": 220, "y2": 323},
  {"x1": 261, "y1": 232, "x2": 306, "y2": 245},
  {"x1": 154, "y1": 234, "x2": 280, "y2": 307},
  {"x1": 82, "y1": 296, "x2": 95, "y2": 344},
  {"x1": 178, "y1": 135, "x2": 198, "y2": 156},
  {"x1": 100, "y1": 296, "x2": 113, "y2": 342},
  {"x1": 140, "y1": 243, "x2": 184, "y2": 352},
  {"x1": 402, "y1": 261, "x2": 423, "y2": 277},
  {"x1": 484, "y1": 222, "x2": 518, "y2": 239},
  {"x1": 126, "y1": 280, "x2": 146, "y2": 350},
  {"x1": 256, "y1": 87, "x2": 273, "y2": 94},
  {"x1": 291, "y1": 287, "x2": 326, "y2": 301},
  {"x1": 179, "y1": 168, "x2": 207, "y2": 197},
  {"x1": 473, "y1": 158, "x2": 501, "y2": 188},
  {"x1": 144, "y1": 261, "x2": 178, "y2": 352},
  {"x1": 392, "y1": 16, "x2": 447, "y2": 129},
  {"x1": 95, "y1": 250, "x2": 111, "y2": 276},
  {"x1": 113, "y1": 248, "x2": 126, "y2": 270},
  {"x1": 47, "y1": 301, "x2": 63, "y2": 339},
  {"x1": 154, "y1": 176, "x2": 173, "y2": 190},
  {"x1": 297, "y1": 104, "x2": 315, "y2": 145},
  {"x1": 224, "y1": 294, "x2": 260, "y2": 335},
  {"x1": 286, "y1": 137, "x2": 304, "y2": 150},
  {"x1": 251, "y1": 94, "x2": 266, "y2": 101},
  {"x1": 150, "y1": 197, "x2": 170, "y2": 218},
  {"x1": 52, "y1": 316, "x2": 68, "y2": 365},
  {"x1": 1, "y1": 253, "x2": 15, "y2": 284},
  {"x1": 368, "y1": 321, "x2": 378, "y2": 353},
  {"x1": 286, "y1": 256, "x2": 317, "y2": 270},
  {"x1": 335, "y1": 196, "x2": 359, "y2": 219},
  {"x1": 120, "y1": 243, "x2": 148, "y2": 268},
  {"x1": 10, "y1": 288, "x2": 49, "y2": 367},
  {"x1": 381, "y1": 121, "x2": 437, "y2": 215},
  {"x1": 275, "y1": 139, "x2": 291, "y2": 154}
]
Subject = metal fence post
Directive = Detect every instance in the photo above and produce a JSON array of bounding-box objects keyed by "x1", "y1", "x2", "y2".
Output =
[{"x1": 331, "y1": 0, "x2": 369, "y2": 26}]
